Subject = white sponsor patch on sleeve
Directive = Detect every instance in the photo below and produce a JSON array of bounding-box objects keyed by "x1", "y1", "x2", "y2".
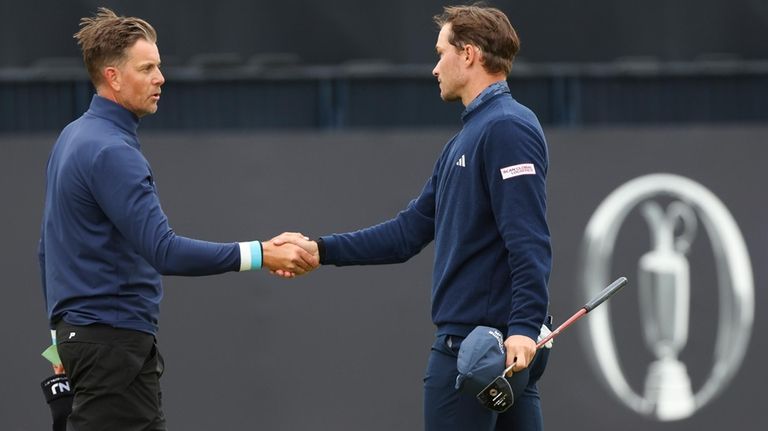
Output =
[{"x1": 500, "y1": 163, "x2": 536, "y2": 180}]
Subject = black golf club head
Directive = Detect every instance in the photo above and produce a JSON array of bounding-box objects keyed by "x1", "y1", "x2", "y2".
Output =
[
  {"x1": 472, "y1": 277, "x2": 630, "y2": 414},
  {"x1": 476, "y1": 374, "x2": 514, "y2": 412}
]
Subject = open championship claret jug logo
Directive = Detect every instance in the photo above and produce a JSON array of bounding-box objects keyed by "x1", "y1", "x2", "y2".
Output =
[{"x1": 579, "y1": 174, "x2": 754, "y2": 421}]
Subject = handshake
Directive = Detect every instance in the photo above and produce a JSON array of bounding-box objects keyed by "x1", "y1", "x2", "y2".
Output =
[{"x1": 261, "y1": 232, "x2": 320, "y2": 278}]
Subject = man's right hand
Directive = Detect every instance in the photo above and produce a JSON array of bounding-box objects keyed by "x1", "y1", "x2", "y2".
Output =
[
  {"x1": 268, "y1": 232, "x2": 320, "y2": 278},
  {"x1": 261, "y1": 232, "x2": 319, "y2": 278}
]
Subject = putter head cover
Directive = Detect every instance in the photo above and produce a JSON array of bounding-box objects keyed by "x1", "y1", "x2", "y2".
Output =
[
  {"x1": 455, "y1": 326, "x2": 530, "y2": 413},
  {"x1": 41, "y1": 374, "x2": 73, "y2": 431}
]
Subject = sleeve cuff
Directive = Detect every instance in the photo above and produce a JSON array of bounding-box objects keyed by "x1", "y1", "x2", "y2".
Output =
[
  {"x1": 318, "y1": 235, "x2": 336, "y2": 265},
  {"x1": 316, "y1": 237, "x2": 326, "y2": 265},
  {"x1": 238, "y1": 241, "x2": 263, "y2": 271},
  {"x1": 506, "y1": 323, "x2": 540, "y2": 342}
]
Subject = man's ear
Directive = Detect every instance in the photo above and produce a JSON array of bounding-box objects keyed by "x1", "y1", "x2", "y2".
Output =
[
  {"x1": 103, "y1": 66, "x2": 121, "y2": 92},
  {"x1": 463, "y1": 44, "x2": 479, "y2": 66}
]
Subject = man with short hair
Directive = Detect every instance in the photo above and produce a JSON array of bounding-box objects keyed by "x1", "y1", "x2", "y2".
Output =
[
  {"x1": 277, "y1": 5, "x2": 552, "y2": 430},
  {"x1": 38, "y1": 8, "x2": 316, "y2": 430}
]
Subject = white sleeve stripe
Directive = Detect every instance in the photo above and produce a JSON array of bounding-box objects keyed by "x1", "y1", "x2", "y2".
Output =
[{"x1": 239, "y1": 242, "x2": 252, "y2": 271}]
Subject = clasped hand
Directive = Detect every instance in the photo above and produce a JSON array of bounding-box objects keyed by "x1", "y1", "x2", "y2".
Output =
[{"x1": 261, "y1": 232, "x2": 320, "y2": 278}]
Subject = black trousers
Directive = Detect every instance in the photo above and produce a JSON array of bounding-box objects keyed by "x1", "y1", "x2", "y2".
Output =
[{"x1": 56, "y1": 322, "x2": 166, "y2": 431}]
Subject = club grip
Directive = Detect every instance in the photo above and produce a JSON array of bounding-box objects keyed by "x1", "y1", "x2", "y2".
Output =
[{"x1": 584, "y1": 277, "x2": 628, "y2": 312}]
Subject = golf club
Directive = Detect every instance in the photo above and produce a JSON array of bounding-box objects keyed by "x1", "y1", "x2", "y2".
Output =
[{"x1": 478, "y1": 276, "x2": 629, "y2": 412}]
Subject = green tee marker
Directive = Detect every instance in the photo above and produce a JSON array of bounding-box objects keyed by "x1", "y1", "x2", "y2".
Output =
[{"x1": 42, "y1": 344, "x2": 61, "y2": 365}]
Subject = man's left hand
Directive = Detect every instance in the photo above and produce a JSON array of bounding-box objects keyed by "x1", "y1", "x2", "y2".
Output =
[{"x1": 504, "y1": 335, "x2": 536, "y2": 375}]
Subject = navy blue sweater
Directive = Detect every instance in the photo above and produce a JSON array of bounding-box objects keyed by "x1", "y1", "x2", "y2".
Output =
[
  {"x1": 39, "y1": 95, "x2": 241, "y2": 335},
  {"x1": 321, "y1": 82, "x2": 551, "y2": 341}
]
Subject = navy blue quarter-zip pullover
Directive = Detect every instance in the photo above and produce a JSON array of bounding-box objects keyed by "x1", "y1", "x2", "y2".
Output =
[
  {"x1": 39, "y1": 95, "x2": 242, "y2": 335},
  {"x1": 320, "y1": 81, "x2": 551, "y2": 341}
]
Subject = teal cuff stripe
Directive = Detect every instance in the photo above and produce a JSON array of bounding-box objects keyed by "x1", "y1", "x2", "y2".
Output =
[{"x1": 250, "y1": 241, "x2": 263, "y2": 270}]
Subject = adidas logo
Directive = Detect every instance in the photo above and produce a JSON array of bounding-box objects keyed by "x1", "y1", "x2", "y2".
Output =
[{"x1": 456, "y1": 154, "x2": 466, "y2": 167}]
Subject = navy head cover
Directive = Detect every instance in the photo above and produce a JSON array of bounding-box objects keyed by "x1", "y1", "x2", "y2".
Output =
[{"x1": 455, "y1": 326, "x2": 530, "y2": 413}]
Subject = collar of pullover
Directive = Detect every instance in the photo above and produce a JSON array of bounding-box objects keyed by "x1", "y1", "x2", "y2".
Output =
[
  {"x1": 87, "y1": 95, "x2": 140, "y2": 137},
  {"x1": 461, "y1": 80, "x2": 510, "y2": 123}
]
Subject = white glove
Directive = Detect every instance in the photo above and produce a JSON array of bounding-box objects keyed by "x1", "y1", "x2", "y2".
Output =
[{"x1": 537, "y1": 324, "x2": 553, "y2": 349}]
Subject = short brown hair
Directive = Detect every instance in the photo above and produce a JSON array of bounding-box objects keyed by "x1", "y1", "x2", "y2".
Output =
[
  {"x1": 74, "y1": 7, "x2": 157, "y2": 86},
  {"x1": 433, "y1": 4, "x2": 520, "y2": 75}
]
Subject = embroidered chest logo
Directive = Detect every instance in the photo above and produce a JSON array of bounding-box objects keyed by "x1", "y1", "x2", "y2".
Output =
[
  {"x1": 456, "y1": 154, "x2": 466, "y2": 167},
  {"x1": 500, "y1": 163, "x2": 535, "y2": 180}
]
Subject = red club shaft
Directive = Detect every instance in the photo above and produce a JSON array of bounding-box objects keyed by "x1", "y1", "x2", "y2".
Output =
[
  {"x1": 503, "y1": 277, "x2": 628, "y2": 375},
  {"x1": 536, "y1": 308, "x2": 587, "y2": 349}
]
